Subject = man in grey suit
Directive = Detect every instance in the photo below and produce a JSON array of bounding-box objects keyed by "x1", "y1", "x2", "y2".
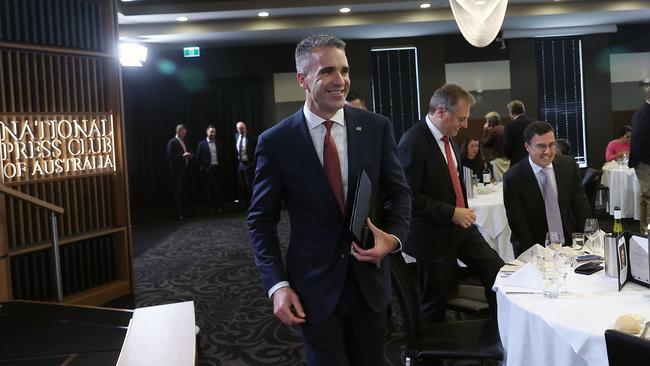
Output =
[{"x1": 503, "y1": 121, "x2": 590, "y2": 256}]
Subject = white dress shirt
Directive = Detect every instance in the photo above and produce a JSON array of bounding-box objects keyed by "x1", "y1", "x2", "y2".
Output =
[
  {"x1": 528, "y1": 157, "x2": 559, "y2": 197},
  {"x1": 236, "y1": 134, "x2": 249, "y2": 162},
  {"x1": 207, "y1": 138, "x2": 218, "y2": 165}
]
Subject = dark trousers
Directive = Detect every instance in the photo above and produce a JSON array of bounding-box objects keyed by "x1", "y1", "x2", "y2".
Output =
[
  {"x1": 172, "y1": 169, "x2": 187, "y2": 217},
  {"x1": 417, "y1": 224, "x2": 504, "y2": 323},
  {"x1": 300, "y1": 268, "x2": 387, "y2": 366},
  {"x1": 202, "y1": 165, "x2": 221, "y2": 210},
  {"x1": 238, "y1": 160, "x2": 254, "y2": 202}
]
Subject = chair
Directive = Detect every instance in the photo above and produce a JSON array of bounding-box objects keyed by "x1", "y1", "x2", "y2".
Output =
[
  {"x1": 389, "y1": 254, "x2": 503, "y2": 365},
  {"x1": 605, "y1": 329, "x2": 650, "y2": 366},
  {"x1": 581, "y1": 168, "x2": 605, "y2": 215}
]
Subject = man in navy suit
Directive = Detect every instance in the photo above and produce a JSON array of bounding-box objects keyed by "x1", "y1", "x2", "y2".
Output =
[
  {"x1": 398, "y1": 83, "x2": 504, "y2": 323},
  {"x1": 166, "y1": 124, "x2": 192, "y2": 220},
  {"x1": 235, "y1": 121, "x2": 256, "y2": 204},
  {"x1": 248, "y1": 34, "x2": 411, "y2": 366},
  {"x1": 195, "y1": 125, "x2": 222, "y2": 213},
  {"x1": 502, "y1": 100, "x2": 536, "y2": 165},
  {"x1": 503, "y1": 121, "x2": 590, "y2": 256}
]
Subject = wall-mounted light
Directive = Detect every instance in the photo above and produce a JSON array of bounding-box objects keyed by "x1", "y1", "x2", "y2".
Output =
[{"x1": 119, "y1": 43, "x2": 148, "y2": 67}]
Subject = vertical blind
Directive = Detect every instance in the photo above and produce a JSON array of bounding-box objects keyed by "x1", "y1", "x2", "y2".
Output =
[
  {"x1": 371, "y1": 47, "x2": 420, "y2": 141},
  {"x1": 536, "y1": 37, "x2": 587, "y2": 166}
]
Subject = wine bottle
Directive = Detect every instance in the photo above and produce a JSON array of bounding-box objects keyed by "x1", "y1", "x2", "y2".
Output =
[
  {"x1": 612, "y1": 206, "x2": 623, "y2": 236},
  {"x1": 482, "y1": 163, "x2": 491, "y2": 185}
]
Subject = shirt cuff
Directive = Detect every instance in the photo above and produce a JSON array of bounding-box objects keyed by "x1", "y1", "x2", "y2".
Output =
[
  {"x1": 389, "y1": 234, "x2": 402, "y2": 253},
  {"x1": 268, "y1": 281, "x2": 290, "y2": 298}
]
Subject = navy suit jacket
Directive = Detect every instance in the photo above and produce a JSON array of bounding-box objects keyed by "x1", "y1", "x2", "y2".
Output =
[
  {"x1": 248, "y1": 106, "x2": 411, "y2": 324},
  {"x1": 195, "y1": 139, "x2": 221, "y2": 171},
  {"x1": 166, "y1": 137, "x2": 190, "y2": 175},
  {"x1": 234, "y1": 133, "x2": 257, "y2": 164},
  {"x1": 397, "y1": 119, "x2": 468, "y2": 262},
  {"x1": 503, "y1": 154, "x2": 590, "y2": 256},
  {"x1": 629, "y1": 102, "x2": 650, "y2": 168},
  {"x1": 502, "y1": 115, "x2": 535, "y2": 165}
]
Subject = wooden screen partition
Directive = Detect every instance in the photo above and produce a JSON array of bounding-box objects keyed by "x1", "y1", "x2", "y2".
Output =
[{"x1": 0, "y1": 0, "x2": 132, "y2": 305}]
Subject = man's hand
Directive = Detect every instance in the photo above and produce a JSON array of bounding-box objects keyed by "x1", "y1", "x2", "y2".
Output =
[
  {"x1": 182, "y1": 152, "x2": 192, "y2": 158},
  {"x1": 351, "y1": 218, "x2": 398, "y2": 265},
  {"x1": 272, "y1": 287, "x2": 306, "y2": 325},
  {"x1": 452, "y1": 207, "x2": 476, "y2": 229}
]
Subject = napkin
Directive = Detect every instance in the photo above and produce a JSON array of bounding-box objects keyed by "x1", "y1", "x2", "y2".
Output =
[
  {"x1": 516, "y1": 243, "x2": 546, "y2": 263},
  {"x1": 500, "y1": 262, "x2": 544, "y2": 290}
]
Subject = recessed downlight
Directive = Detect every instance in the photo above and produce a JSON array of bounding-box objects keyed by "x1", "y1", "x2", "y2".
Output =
[
  {"x1": 258, "y1": 11, "x2": 269, "y2": 17},
  {"x1": 339, "y1": 7, "x2": 351, "y2": 13},
  {"x1": 420, "y1": 3, "x2": 431, "y2": 8},
  {"x1": 176, "y1": 16, "x2": 188, "y2": 22}
]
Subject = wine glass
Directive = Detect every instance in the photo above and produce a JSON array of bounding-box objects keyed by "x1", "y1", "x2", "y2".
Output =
[{"x1": 584, "y1": 218, "x2": 600, "y2": 254}]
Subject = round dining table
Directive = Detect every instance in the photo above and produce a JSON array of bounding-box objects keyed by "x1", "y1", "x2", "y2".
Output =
[
  {"x1": 493, "y1": 267, "x2": 650, "y2": 366},
  {"x1": 601, "y1": 161, "x2": 641, "y2": 220},
  {"x1": 468, "y1": 183, "x2": 514, "y2": 261}
]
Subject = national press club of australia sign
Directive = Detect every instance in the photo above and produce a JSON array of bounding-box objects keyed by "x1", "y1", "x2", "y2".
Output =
[{"x1": 0, "y1": 114, "x2": 116, "y2": 182}]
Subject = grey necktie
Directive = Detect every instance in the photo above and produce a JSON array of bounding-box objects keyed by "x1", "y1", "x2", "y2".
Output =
[{"x1": 541, "y1": 167, "x2": 564, "y2": 243}]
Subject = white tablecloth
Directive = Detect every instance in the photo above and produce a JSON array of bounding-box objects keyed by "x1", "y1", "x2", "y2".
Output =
[
  {"x1": 468, "y1": 184, "x2": 514, "y2": 261},
  {"x1": 494, "y1": 270, "x2": 650, "y2": 366},
  {"x1": 602, "y1": 161, "x2": 641, "y2": 220}
]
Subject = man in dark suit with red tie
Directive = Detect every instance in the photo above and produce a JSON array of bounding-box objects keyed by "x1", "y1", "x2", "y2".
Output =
[
  {"x1": 166, "y1": 124, "x2": 192, "y2": 220},
  {"x1": 248, "y1": 34, "x2": 411, "y2": 366},
  {"x1": 398, "y1": 83, "x2": 504, "y2": 324}
]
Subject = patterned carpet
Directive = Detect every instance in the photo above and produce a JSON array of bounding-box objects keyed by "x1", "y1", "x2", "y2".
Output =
[{"x1": 131, "y1": 211, "x2": 495, "y2": 366}]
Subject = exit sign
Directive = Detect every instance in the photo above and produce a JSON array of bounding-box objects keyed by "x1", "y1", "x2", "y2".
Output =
[{"x1": 183, "y1": 47, "x2": 200, "y2": 58}]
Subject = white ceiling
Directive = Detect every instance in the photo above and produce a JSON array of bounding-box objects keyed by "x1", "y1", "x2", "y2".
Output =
[{"x1": 117, "y1": 0, "x2": 650, "y2": 47}]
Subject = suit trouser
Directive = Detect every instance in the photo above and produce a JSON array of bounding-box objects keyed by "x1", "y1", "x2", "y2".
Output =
[
  {"x1": 417, "y1": 224, "x2": 505, "y2": 323},
  {"x1": 172, "y1": 169, "x2": 187, "y2": 216},
  {"x1": 635, "y1": 163, "x2": 650, "y2": 233},
  {"x1": 238, "y1": 161, "x2": 254, "y2": 201},
  {"x1": 202, "y1": 165, "x2": 221, "y2": 210},
  {"x1": 299, "y1": 266, "x2": 387, "y2": 366}
]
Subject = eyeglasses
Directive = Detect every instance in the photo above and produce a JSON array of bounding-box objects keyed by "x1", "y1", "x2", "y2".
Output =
[
  {"x1": 530, "y1": 142, "x2": 558, "y2": 152},
  {"x1": 444, "y1": 108, "x2": 469, "y2": 123}
]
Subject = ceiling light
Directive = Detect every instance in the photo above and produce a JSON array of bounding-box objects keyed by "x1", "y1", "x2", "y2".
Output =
[
  {"x1": 176, "y1": 16, "x2": 188, "y2": 22},
  {"x1": 474, "y1": 0, "x2": 486, "y2": 5},
  {"x1": 258, "y1": 11, "x2": 269, "y2": 17},
  {"x1": 119, "y1": 43, "x2": 147, "y2": 67},
  {"x1": 420, "y1": 3, "x2": 431, "y2": 8},
  {"x1": 339, "y1": 7, "x2": 351, "y2": 13}
]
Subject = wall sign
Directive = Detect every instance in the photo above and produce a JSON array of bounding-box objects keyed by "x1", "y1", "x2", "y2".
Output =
[{"x1": 0, "y1": 114, "x2": 116, "y2": 182}]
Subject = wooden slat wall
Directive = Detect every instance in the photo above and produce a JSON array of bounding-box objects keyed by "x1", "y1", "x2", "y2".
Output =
[{"x1": 0, "y1": 0, "x2": 131, "y2": 304}]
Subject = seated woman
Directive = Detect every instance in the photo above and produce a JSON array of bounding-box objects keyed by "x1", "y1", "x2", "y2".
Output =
[
  {"x1": 605, "y1": 125, "x2": 631, "y2": 162},
  {"x1": 460, "y1": 137, "x2": 488, "y2": 182}
]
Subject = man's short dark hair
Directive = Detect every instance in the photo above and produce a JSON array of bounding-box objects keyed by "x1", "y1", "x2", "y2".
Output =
[
  {"x1": 295, "y1": 34, "x2": 346, "y2": 74},
  {"x1": 428, "y1": 83, "x2": 476, "y2": 113},
  {"x1": 507, "y1": 100, "x2": 525, "y2": 116},
  {"x1": 556, "y1": 139, "x2": 571, "y2": 155},
  {"x1": 207, "y1": 124, "x2": 216, "y2": 130},
  {"x1": 523, "y1": 121, "x2": 554, "y2": 144}
]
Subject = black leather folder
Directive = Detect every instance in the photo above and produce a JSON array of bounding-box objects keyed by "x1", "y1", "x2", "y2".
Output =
[{"x1": 349, "y1": 170, "x2": 373, "y2": 249}]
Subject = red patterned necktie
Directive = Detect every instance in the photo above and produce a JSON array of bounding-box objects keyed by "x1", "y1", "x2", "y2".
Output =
[
  {"x1": 323, "y1": 121, "x2": 345, "y2": 214},
  {"x1": 442, "y1": 136, "x2": 465, "y2": 208}
]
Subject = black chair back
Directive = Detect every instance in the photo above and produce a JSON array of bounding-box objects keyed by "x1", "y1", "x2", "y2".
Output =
[
  {"x1": 389, "y1": 254, "x2": 420, "y2": 353},
  {"x1": 605, "y1": 329, "x2": 650, "y2": 365},
  {"x1": 582, "y1": 168, "x2": 603, "y2": 214}
]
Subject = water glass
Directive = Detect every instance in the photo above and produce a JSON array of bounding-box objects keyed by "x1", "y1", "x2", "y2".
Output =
[
  {"x1": 545, "y1": 232, "x2": 563, "y2": 252},
  {"x1": 584, "y1": 218, "x2": 599, "y2": 253},
  {"x1": 543, "y1": 265, "x2": 560, "y2": 299},
  {"x1": 572, "y1": 233, "x2": 585, "y2": 252}
]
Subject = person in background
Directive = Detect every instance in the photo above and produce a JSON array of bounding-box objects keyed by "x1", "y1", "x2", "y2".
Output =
[
  {"x1": 460, "y1": 137, "x2": 486, "y2": 180},
  {"x1": 628, "y1": 87, "x2": 650, "y2": 233},
  {"x1": 503, "y1": 121, "x2": 590, "y2": 256},
  {"x1": 502, "y1": 100, "x2": 535, "y2": 165},
  {"x1": 398, "y1": 83, "x2": 503, "y2": 324},
  {"x1": 166, "y1": 124, "x2": 192, "y2": 220},
  {"x1": 605, "y1": 125, "x2": 631, "y2": 162},
  {"x1": 195, "y1": 125, "x2": 222, "y2": 214},
  {"x1": 235, "y1": 121, "x2": 256, "y2": 205},
  {"x1": 555, "y1": 138, "x2": 572, "y2": 156},
  {"x1": 482, "y1": 111, "x2": 509, "y2": 181},
  {"x1": 248, "y1": 34, "x2": 411, "y2": 366},
  {"x1": 345, "y1": 90, "x2": 366, "y2": 109}
]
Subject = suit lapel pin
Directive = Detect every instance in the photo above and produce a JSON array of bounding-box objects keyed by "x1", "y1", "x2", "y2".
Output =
[{"x1": 355, "y1": 126, "x2": 362, "y2": 131}]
